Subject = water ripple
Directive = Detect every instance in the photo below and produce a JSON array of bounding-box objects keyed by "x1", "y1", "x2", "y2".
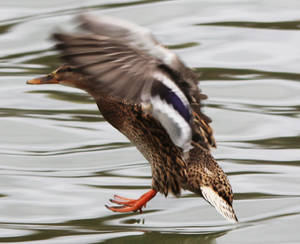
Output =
[{"x1": 1, "y1": 0, "x2": 300, "y2": 243}]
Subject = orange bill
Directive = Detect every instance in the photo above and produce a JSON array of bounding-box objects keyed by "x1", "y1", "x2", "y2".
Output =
[{"x1": 27, "y1": 73, "x2": 59, "y2": 85}]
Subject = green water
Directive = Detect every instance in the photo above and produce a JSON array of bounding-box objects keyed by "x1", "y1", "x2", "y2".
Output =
[{"x1": 0, "y1": 0, "x2": 300, "y2": 243}]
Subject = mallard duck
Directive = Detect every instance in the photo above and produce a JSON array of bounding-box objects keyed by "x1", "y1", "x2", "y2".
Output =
[{"x1": 27, "y1": 14, "x2": 238, "y2": 222}]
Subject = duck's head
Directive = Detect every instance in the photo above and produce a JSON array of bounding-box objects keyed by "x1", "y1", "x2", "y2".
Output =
[{"x1": 27, "y1": 65, "x2": 88, "y2": 90}]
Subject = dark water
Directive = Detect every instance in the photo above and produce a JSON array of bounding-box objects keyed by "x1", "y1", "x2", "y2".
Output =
[{"x1": 1, "y1": 0, "x2": 300, "y2": 243}]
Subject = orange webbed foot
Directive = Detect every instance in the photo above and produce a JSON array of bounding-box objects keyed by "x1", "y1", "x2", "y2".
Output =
[{"x1": 105, "y1": 189, "x2": 157, "y2": 213}]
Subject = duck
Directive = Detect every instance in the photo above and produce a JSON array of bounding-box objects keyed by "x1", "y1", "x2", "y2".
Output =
[{"x1": 27, "y1": 14, "x2": 238, "y2": 222}]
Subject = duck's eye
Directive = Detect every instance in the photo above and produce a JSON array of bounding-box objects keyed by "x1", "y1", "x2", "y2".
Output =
[
  {"x1": 57, "y1": 66, "x2": 73, "y2": 73},
  {"x1": 64, "y1": 67, "x2": 73, "y2": 72}
]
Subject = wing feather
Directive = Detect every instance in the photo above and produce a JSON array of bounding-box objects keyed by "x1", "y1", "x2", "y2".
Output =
[
  {"x1": 53, "y1": 14, "x2": 216, "y2": 150},
  {"x1": 54, "y1": 33, "x2": 159, "y2": 104}
]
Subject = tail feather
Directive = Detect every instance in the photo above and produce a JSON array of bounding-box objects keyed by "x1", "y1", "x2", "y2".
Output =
[{"x1": 201, "y1": 186, "x2": 238, "y2": 222}]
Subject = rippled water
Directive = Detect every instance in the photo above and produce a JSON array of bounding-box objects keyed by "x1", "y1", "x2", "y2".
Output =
[{"x1": 1, "y1": 0, "x2": 300, "y2": 243}]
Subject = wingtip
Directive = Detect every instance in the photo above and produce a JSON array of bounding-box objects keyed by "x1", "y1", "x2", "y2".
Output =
[
  {"x1": 54, "y1": 31, "x2": 78, "y2": 41},
  {"x1": 76, "y1": 13, "x2": 93, "y2": 29},
  {"x1": 52, "y1": 32, "x2": 64, "y2": 42}
]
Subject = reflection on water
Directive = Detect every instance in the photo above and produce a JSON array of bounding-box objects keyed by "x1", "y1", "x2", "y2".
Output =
[{"x1": 0, "y1": 0, "x2": 300, "y2": 243}]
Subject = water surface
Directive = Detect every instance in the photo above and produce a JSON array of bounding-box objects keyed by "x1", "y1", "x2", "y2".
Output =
[{"x1": 0, "y1": 0, "x2": 300, "y2": 243}]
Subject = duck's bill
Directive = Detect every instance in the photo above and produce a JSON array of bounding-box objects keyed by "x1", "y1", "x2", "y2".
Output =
[{"x1": 27, "y1": 74, "x2": 59, "y2": 85}]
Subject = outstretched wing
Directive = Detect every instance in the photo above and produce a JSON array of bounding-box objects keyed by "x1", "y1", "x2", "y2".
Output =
[
  {"x1": 54, "y1": 33, "x2": 161, "y2": 103},
  {"x1": 53, "y1": 17, "x2": 194, "y2": 151},
  {"x1": 78, "y1": 14, "x2": 179, "y2": 69},
  {"x1": 53, "y1": 14, "x2": 215, "y2": 151}
]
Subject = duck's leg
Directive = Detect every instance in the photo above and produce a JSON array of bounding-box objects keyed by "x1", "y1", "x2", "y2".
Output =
[{"x1": 105, "y1": 189, "x2": 157, "y2": 213}]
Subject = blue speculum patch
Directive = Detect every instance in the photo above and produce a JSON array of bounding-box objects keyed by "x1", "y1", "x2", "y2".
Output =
[
  {"x1": 164, "y1": 89, "x2": 190, "y2": 123},
  {"x1": 151, "y1": 80, "x2": 191, "y2": 123}
]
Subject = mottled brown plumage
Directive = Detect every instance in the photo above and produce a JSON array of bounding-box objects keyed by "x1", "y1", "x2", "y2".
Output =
[
  {"x1": 28, "y1": 65, "x2": 237, "y2": 221},
  {"x1": 27, "y1": 14, "x2": 238, "y2": 221}
]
